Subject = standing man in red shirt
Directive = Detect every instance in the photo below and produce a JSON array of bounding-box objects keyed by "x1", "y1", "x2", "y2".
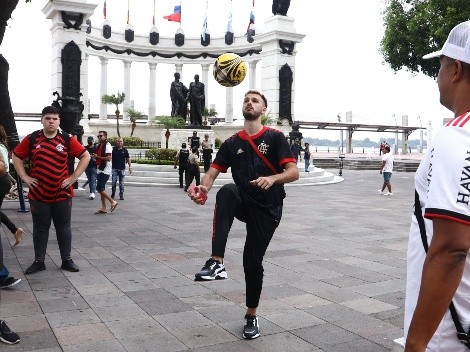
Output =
[{"x1": 12, "y1": 106, "x2": 90, "y2": 274}]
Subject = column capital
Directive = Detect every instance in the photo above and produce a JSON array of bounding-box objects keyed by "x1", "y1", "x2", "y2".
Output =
[
  {"x1": 201, "y1": 63, "x2": 210, "y2": 71},
  {"x1": 123, "y1": 60, "x2": 132, "y2": 68},
  {"x1": 249, "y1": 60, "x2": 260, "y2": 68},
  {"x1": 99, "y1": 57, "x2": 108, "y2": 65},
  {"x1": 149, "y1": 62, "x2": 157, "y2": 70}
]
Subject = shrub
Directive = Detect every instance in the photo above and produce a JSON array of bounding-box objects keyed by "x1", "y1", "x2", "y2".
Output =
[
  {"x1": 215, "y1": 138, "x2": 222, "y2": 149},
  {"x1": 107, "y1": 136, "x2": 144, "y2": 147},
  {"x1": 145, "y1": 148, "x2": 178, "y2": 161}
]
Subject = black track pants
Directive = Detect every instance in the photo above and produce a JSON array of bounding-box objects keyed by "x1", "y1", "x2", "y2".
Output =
[{"x1": 212, "y1": 184, "x2": 281, "y2": 308}]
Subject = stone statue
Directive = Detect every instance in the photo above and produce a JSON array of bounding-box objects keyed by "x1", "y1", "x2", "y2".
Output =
[
  {"x1": 187, "y1": 74, "x2": 205, "y2": 126},
  {"x1": 272, "y1": 0, "x2": 291, "y2": 16},
  {"x1": 170, "y1": 72, "x2": 188, "y2": 119}
]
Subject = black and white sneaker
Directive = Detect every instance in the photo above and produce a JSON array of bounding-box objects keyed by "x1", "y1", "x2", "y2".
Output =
[
  {"x1": 0, "y1": 277, "x2": 21, "y2": 289},
  {"x1": 194, "y1": 258, "x2": 227, "y2": 281},
  {"x1": 0, "y1": 320, "x2": 20, "y2": 344},
  {"x1": 242, "y1": 314, "x2": 260, "y2": 339}
]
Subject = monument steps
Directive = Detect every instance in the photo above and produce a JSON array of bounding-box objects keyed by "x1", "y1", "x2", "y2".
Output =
[{"x1": 79, "y1": 164, "x2": 342, "y2": 188}]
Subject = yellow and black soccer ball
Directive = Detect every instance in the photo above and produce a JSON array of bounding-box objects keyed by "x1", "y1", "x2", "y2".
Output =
[{"x1": 213, "y1": 53, "x2": 247, "y2": 87}]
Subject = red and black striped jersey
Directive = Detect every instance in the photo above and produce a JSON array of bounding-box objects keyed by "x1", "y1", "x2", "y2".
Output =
[{"x1": 13, "y1": 130, "x2": 86, "y2": 203}]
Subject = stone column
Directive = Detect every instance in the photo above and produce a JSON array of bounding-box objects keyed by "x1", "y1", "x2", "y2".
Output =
[
  {"x1": 123, "y1": 60, "x2": 132, "y2": 122},
  {"x1": 345, "y1": 111, "x2": 352, "y2": 153},
  {"x1": 225, "y1": 87, "x2": 233, "y2": 124},
  {"x1": 258, "y1": 16, "x2": 305, "y2": 122},
  {"x1": 249, "y1": 60, "x2": 259, "y2": 90},
  {"x1": 99, "y1": 57, "x2": 108, "y2": 120},
  {"x1": 201, "y1": 63, "x2": 210, "y2": 109},
  {"x1": 402, "y1": 114, "x2": 408, "y2": 154},
  {"x1": 148, "y1": 63, "x2": 157, "y2": 123},
  {"x1": 82, "y1": 53, "x2": 92, "y2": 133}
]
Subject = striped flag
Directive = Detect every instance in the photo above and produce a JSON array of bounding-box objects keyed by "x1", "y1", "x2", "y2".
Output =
[
  {"x1": 163, "y1": 5, "x2": 181, "y2": 23},
  {"x1": 226, "y1": 0, "x2": 233, "y2": 33},
  {"x1": 201, "y1": 0, "x2": 208, "y2": 41},
  {"x1": 103, "y1": 0, "x2": 107, "y2": 19},
  {"x1": 246, "y1": 0, "x2": 255, "y2": 35}
]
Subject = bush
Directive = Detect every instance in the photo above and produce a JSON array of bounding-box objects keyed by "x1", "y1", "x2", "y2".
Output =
[
  {"x1": 133, "y1": 159, "x2": 174, "y2": 165},
  {"x1": 145, "y1": 148, "x2": 178, "y2": 161},
  {"x1": 215, "y1": 138, "x2": 222, "y2": 149},
  {"x1": 107, "y1": 136, "x2": 144, "y2": 147}
]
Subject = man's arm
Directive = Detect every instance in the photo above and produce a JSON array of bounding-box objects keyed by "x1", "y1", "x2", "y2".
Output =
[
  {"x1": 62, "y1": 151, "x2": 91, "y2": 189},
  {"x1": 250, "y1": 162, "x2": 299, "y2": 191},
  {"x1": 380, "y1": 160, "x2": 386, "y2": 174},
  {"x1": 127, "y1": 157, "x2": 132, "y2": 173},
  {"x1": 405, "y1": 218, "x2": 470, "y2": 352},
  {"x1": 12, "y1": 153, "x2": 39, "y2": 188}
]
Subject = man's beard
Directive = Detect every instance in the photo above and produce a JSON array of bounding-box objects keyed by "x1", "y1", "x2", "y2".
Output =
[{"x1": 243, "y1": 110, "x2": 259, "y2": 121}]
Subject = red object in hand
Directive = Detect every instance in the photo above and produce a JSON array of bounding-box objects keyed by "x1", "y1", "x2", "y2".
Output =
[{"x1": 188, "y1": 184, "x2": 207, "y2": 205}]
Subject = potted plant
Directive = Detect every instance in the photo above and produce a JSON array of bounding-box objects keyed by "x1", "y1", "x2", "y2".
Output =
[{"x1": 202, "y1": 106, "x2": 218, "y2": 126}]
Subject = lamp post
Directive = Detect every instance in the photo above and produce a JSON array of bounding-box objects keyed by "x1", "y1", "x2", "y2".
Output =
[
  {"x1": 392, "y1": 114, "x2": 398, "y2": 154},
  {"x1": 417, "y1": 115, "x2": 423, "y2": 153}
]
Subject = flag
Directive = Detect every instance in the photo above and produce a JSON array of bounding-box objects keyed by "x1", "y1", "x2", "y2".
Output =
[
  {"x1": 103, "y1": 0, "x2": 107, "y2": 19},
  {"x1": 226, "y1": 0, "x2": 233, "y2": 33},
  {"x1": 201, "y1": 0, "x2": 208, "y2": 41},
  {"x1": 246, "y1": 1, "x2": 255, "y2": 35},
  {"x1": 163, "y1": 5, "x2": 181, "y2": 23}
]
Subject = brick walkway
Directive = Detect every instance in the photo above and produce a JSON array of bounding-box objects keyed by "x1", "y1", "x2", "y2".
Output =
[{"x1": 0, "y1": 169, "x2": 411, "y2": 351}]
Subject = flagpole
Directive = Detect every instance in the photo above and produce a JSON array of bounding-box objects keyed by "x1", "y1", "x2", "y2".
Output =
[
  {"x1": 179, "y1": 0, "x2": 182, "y2": 28},
  {"x1": 153, "y1": 0, "x2": 155, "y2": 26},
  {"x1": 127, "y1": 0, "x2": 130, "y2": 24}
]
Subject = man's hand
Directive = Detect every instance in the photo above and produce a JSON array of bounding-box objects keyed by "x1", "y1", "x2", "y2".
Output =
[
  {"x1": 380, "y1": 170, "x2": 383, "y2": 174},
  {"x1": 250, "y1": 176, "x2": 275, "y2": 191},
  {"x1": 61, "y1": 175, "x2": 78, "y2": 189},
  {"x1": 188, "y1": 184, "x2": 208, "y2": 205},
  {"x1": 174, "y1": 165, "x2": 177, "y2": 169},
  {"x1": 22, "y1": 175, "x2": 39, "y2": 188}
]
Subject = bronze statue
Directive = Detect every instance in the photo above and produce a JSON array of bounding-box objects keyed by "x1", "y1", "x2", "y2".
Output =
[
  {"x1": 272, "y1": 0, "x2": 291, "y2": 16},
  {"x1": 187, "y1": 74, "x2": 205, "y2": 126},
  {"x1": 170, "y1": 72, "x2": 188, "y2": 119}
]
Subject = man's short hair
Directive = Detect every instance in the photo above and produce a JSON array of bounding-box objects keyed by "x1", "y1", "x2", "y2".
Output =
[
  {"x1": 98, "y1": 130, "x2": 108, "y2": 138},
  {"x1": 41, "y1": 106, "x2": 60, "y2": 116},
  {"x1": 245, "y1": 90, "x2": 268, "y2": 108},
  {"x1": 384, "y1": 145, "x2": 391, "y2": 152},
  {"x1": 182, "y1": 142, "x2": 187, "y2": 148}
]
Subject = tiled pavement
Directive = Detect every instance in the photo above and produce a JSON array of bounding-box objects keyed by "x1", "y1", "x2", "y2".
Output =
[{"x1": 0, "y1": 169, "x2": 413, "y2": 351}]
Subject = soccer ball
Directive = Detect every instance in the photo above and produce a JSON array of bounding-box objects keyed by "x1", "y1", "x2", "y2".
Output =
[{"x1": 213, "y1": 53, "x2": 247, "y2": 87}]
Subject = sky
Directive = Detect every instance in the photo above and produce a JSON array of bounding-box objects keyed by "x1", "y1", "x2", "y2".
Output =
[{"x1": 1, "y1": 0, "x2": 452, "y2": 142}]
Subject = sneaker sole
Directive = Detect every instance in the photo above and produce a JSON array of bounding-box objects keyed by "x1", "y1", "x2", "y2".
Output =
[
  {"x1": 0, "y1": 279, "x2": 21, "y2": 289},
  {"x1": 242, "y1": 332, "x2": 260, "y2": 339},
  {"x1": 195, "y1": 271, "x2": 228, "y2": 281},
  {"x1": 0, "y1": 336, "x2": 20, "y2": 344},
  {"x1": 25, "y1": 266, "x2": 46, "y2": 275}
]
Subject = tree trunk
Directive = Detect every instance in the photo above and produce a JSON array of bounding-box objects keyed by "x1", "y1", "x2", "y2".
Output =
[
  {"x1": 115, "y1": 109, "x2": 121, "y2": 138},
  {"x1": 0, "y1": 0, "x2": 20, "y2": 149}
]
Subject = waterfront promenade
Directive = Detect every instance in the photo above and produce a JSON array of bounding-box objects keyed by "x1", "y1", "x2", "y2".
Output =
[{"x1": 0, "y1": 169, "x2": 413, "y2": 351}]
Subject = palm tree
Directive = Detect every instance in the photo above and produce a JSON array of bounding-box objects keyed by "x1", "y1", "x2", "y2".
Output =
[
  {"x1": 102, "y1": 92, "x2": 125, "y2": 137},
  {"x1": 154, "y1": 116, "x2": 185, "y2": 149},
  {"x1": 202, "y1": 107, "x2": 218, "y2": 126},
  {"x1": 125, "y1": 108, "x2": 145, "y2": 137}
]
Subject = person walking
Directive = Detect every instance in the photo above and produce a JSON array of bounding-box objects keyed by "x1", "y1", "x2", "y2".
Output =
[
  {"x1": 378, "y1": 145, "x2": 394, "y2": 195},
  {"x1": 0, "y1": 145, "x2": 23, "y2": 289},
  {"x1": 404, "y1": 21, "x2": 470, "y2": 351},
  {"x1": 189, "y1": 90, "x2": 299, "y2": 340},
  {"x1": 201, "y1": 134, "x2": 213, "y2": 172},
  {"x1": 0, "y1": 320, "x2": 20, "y2": 345},
  {"x1": 174, "y1": 142, "x2": 189, "y2": 189},
  {"x1": 303, "y1": 142, "x2": 311, "y2": 172},
  {"x1": 0, "y1": 126, "x2": 12, "y2": 208},
  {"x1": 185, "y1": 146, "x2": 200, "y2": 191},
  {"x1": 84, "y1": 135, "x2": 97, "y2": 200},
  {"x1": 93, "y1": 131, "x2": 118, "y2": 214},
  {"x1": 111, "y1": 137, "x2": 131, "y2": 200},
  {"x1": 12, "y1": 105, "x2": 90, "y2": 274},
  {"x1": 290, "y1": 140, "x2": 302, "y2": 163}
]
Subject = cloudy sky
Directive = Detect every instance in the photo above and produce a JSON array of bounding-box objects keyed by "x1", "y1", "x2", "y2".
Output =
[{"x1": 2, "y1": 0, "x2": 451, "y2": 141}]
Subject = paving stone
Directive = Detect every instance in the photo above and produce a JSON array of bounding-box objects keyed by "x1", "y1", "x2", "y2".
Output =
[
  {"x1": 53, "y1": 322, "x2": 114, "y2": 346},
  {"x1": 45, "y1": 308, "x2": 101, "y2": 328}
]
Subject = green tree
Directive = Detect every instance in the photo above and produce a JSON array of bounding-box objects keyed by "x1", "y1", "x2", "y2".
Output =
[
  {"x1": 154, "y1": 116, "x2": 185, "y2": 149},
  {"x1": 102, "y1": 92, "x2": 125, "y2": 138},
  {"x1": 125, "y1": 108, "x2": 145, "y2": 137},
  {"x1": 380, "y1": 0, "x2": 470, "y2": 78}
]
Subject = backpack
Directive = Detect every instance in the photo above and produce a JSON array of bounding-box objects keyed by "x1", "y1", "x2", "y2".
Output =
[{"x1": 29, "y1": 129, "x2": 71, "y2": 157}]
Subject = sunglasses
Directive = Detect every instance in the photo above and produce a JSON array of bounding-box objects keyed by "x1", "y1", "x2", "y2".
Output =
[{"x1": 98, "y1": 135, "x2": 104, "y2": 137}]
